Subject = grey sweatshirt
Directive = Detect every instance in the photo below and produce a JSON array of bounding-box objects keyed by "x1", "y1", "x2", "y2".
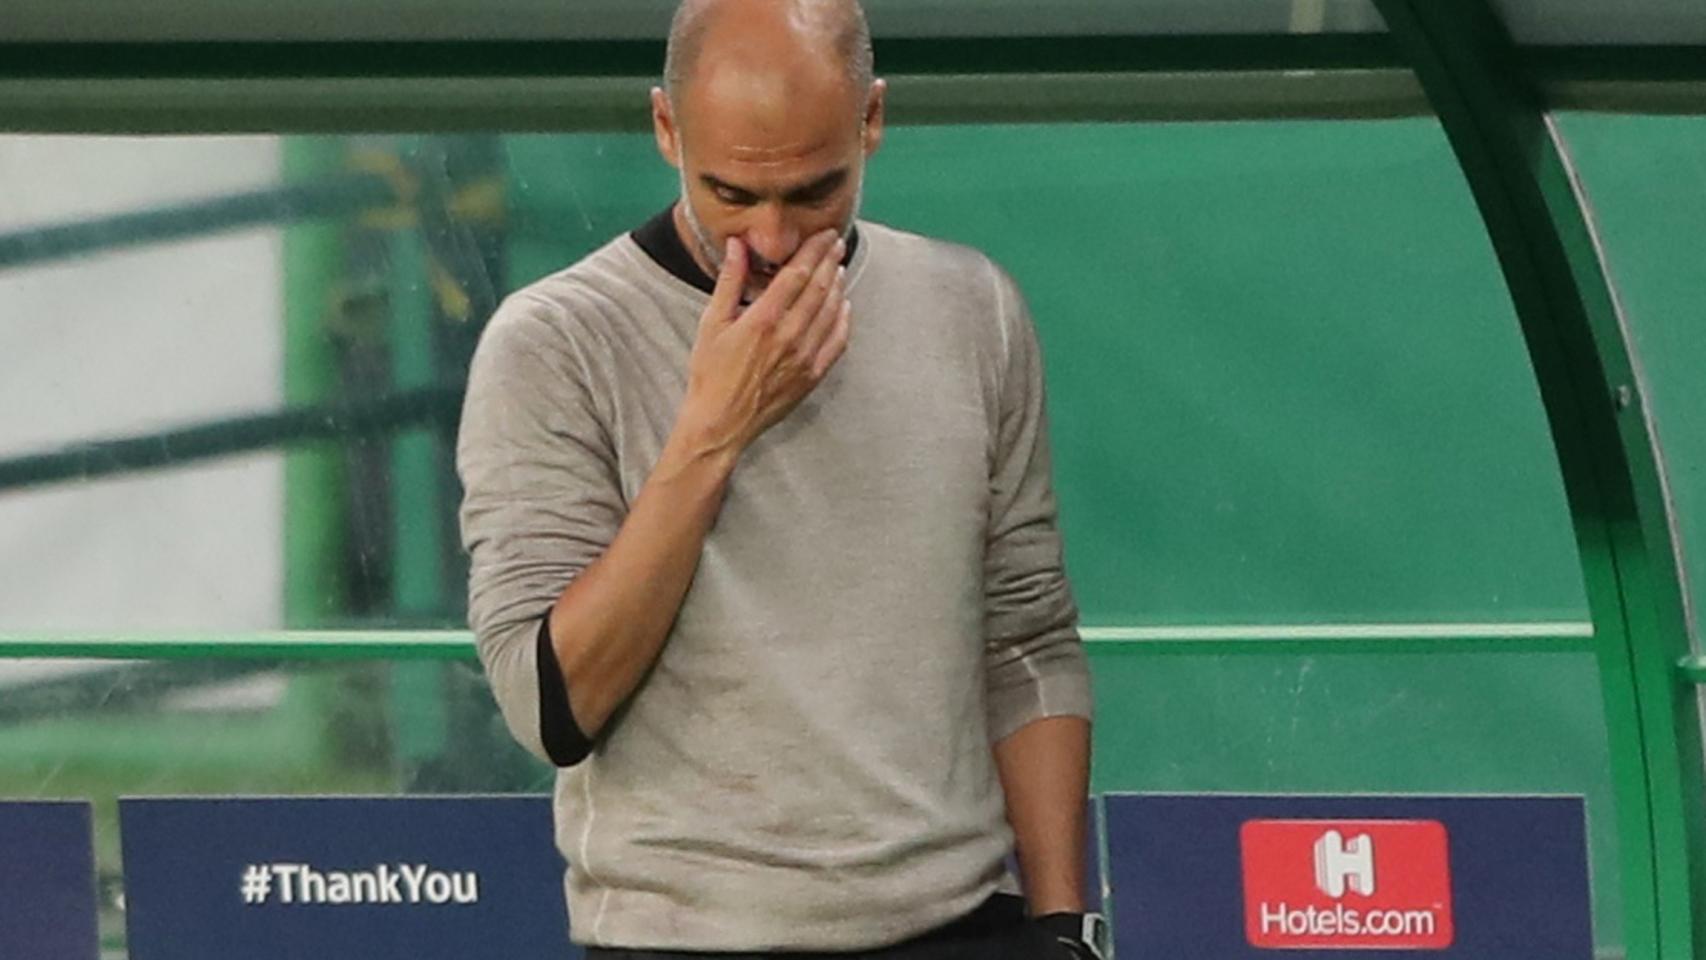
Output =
[{"x1": 457, "y1": 218, "x2": 1091, "y2": 951}]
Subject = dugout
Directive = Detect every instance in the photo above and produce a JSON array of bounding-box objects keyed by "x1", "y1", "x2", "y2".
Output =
[{"x1": 0, "y1": 2, "x2": 1703, "y2": 957}]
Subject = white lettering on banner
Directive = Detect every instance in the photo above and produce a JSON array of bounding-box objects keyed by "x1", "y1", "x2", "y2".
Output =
[
  {"x1": 1314, "y1": 830, "x2": 1376, "y2": 898},
  {"x1": 240, "y1": 863, "x2": 479, "y2": 906},
  {"x1": 401, "y1": 863, "x2": 427, "y2": 902},
  {"x1": 1258, "y1": 902, "x2": 1440, "y2": 939}
]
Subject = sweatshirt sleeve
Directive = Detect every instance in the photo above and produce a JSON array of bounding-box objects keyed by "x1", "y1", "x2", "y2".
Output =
[
  {"x1": 457, "y1": 295, "x2": 624, "y2": 766},
  {"x1": 981, "y1": 263, "x2": 1093, "y2": 744}
]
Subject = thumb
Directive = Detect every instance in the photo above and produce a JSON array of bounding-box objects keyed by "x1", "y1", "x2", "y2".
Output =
[{"x1": 703, "y1": 237, "x2": 747, "y2": 328}]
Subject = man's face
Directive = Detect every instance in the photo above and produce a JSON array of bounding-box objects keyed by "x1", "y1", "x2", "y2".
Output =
[{"x1": 656, "y1": 64, "x2": 884, "y2": 300}]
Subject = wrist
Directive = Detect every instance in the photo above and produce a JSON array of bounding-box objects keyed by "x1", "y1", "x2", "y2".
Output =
[
  {"x1": 1027, "y1": 892, "x2": 1086, "y2": 916},
  {"x1": 660, "y1": 418, "x2": 741, "y2": 485}
]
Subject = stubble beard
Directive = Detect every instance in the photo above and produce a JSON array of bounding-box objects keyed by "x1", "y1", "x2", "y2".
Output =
[{"x1": 677, "y1": 165, "x2": 864, "y2": 293}]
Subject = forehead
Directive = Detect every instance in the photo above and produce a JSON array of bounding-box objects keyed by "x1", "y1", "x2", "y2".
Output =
[{"x1": 676, "y1": 43, "x2": 862, "y2": 179}]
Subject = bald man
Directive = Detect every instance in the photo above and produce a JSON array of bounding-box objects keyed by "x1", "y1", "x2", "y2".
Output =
[{"x1": 457, "y1": 1, "x2": 1101, "y2": 957}]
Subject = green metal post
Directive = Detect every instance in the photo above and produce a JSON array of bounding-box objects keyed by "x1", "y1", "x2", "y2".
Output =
[
  {"x1": 386, "y1": 137, "x2": 451, "y2": 776},
  {"x1": 282, "y1": 137, "x2": 350, "y2": 630},
  {"x1": 1372, "y1": 3, "x2": 1706, "y2": 958}
]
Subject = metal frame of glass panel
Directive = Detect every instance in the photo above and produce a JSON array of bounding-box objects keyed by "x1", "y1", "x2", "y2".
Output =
[
  {"x1": 2, "y1": 4, "x2": 1704, "y2": 958},
  {"x1": 1368, "y1": 4, "x2": 1706, "y2": 958}
]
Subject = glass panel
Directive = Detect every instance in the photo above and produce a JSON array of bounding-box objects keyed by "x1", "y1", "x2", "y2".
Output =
[
  {"x1": 0, "y1": 657, "x2": 545, "y2": 953},
  {"x1": 0, "y1": 135, "x2": 485, "y2": 634},
  {"x1": 3, "y1": 124, "x2": 1585, "y2": 631},
  {"x1": 1, "y1": 121, "x2": 1604, "y2": 953},
  {"x1": 0, "y1": 0, "x2": 1385, "y2": 42},
  {"x1": 1088, "y1": 648, "x2": 1621, "y2": 951},
  {"x1": 1554, "y1": 112, "x2": 1706, "y2": 655},
  {"x1": 1493, "y1": 0, "x2": 1706, "y2": 45},
  {"x1": 853, "y1": 119, "x2": 1584, "y2": 625},
  {"x1": 0, "y1": 137, "x2": 287, "y2": 632},
  {"x1": 0, "y1": 137, "x2": 281, "y2": 449}
]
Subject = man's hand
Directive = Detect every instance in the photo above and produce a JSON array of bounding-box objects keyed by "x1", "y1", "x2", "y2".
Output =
[
  {"x1": 675, "y1": 229, "x2": 853, "y2": 456},
  {"x1": 542, "y1": 230, "x2": 851, "y2": 742}
]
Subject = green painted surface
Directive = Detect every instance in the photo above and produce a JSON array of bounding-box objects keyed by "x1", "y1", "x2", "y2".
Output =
[
  {"x1": 1556, "y1": 113, "x2": 1706, "y2": 659},
  {"x1": 0, "y1": 632, "x2": 474, "y2": 660},
  {"x1": 1086, "y1": 647, "x2": 1617, "y2": 940},
  {"x1": 282, "y1": 137, "x2": 351, "y2": 630},
  {"x1": 1368, "y1": 3, "x2": 1704, "y2": 953},
  {"x1": 868, "y1": 120, "x2": 1587, "y2": 626},
  {"x1": 385, "y1": 194, "x2": 452, "y2": 765},
  {"x1": 1553, "y1": 114, "x2": 1706, "y2": 958}
]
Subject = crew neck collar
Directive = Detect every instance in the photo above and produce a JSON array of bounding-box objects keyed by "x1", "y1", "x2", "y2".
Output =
[{"x1": 630, "y1": 205, "x2": 861, "y2": 296}]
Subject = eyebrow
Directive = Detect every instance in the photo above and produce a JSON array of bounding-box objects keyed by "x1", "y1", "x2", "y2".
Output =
[{"x1": 701, "y1": 168, "x2": 850, "y2": 203}]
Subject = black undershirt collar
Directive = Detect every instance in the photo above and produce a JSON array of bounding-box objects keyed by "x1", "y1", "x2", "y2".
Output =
[{"x1": 630, "y1": 204, "x2": 860, "y2": 296}]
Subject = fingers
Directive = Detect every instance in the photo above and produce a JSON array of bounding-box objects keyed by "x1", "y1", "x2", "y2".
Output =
[
  {"x1": 702, "y1": 237, "x2": 747, "y2": 330},
  {"x1": 797, "y1": 264, "x2": 846, "y2": 364},
  {"x1": 810, "y1": 299, "x2": 853, "y2": 380},
  {"x1": 778, "y1": 239, "x2": 844, "y2": 344},
  {"x1": 752, "y1": 229, "x2": 840, "y2": 319}
]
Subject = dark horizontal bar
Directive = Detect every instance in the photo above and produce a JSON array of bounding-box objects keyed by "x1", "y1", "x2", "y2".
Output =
[
  {"x1": 4, "y1": 40, "x2": 1703, "y2": 104},
  {"x1": 0, "y1": 40, "x2": 663, "y2": 80},
  {"x1": 0, "y1": 172, "x2": 396, "y2": 271},
  {"x1": 1525, "y1": 45, "x2": 1706, "y2": 84},
  {"x1": 0, "y1": 385, "x2": 463, "y2": 494},
  {"x1": 0, "y1": 34, "x2": 1404, "y2": 81},
  {"x1": 884, "y1": 34, "x2": 1406, "y2": 74},
  {"x1": 10, "y1": 39, "x2": 1703, "y2": 87}
]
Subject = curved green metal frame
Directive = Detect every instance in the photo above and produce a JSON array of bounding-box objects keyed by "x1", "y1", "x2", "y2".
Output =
[
  {"x1": 1373, "y1": 1, "x2": 1706, "y2": 957},
  {"x1": 2, "y1": 12, "x2": 1705, "y2": 960}
]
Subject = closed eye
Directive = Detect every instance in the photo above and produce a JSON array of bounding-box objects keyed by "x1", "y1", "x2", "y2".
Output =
[
  {"x1": 710, "y1": 183, "x2": 759, "y2": 206},
  {"x1": 784, "y1": 171, "x2": 848, "y2": 206},
  {"x1": 701, "y1": 169, "x2": 849, "y2": 208}
]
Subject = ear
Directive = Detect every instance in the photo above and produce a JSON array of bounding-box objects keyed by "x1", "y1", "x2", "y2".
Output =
[
  {"x1": 861, "y1": 79, "x2": 887, "y2": 158},
  {"x1": 652, "y1": 87, "x2": 683, "y2": 169}
]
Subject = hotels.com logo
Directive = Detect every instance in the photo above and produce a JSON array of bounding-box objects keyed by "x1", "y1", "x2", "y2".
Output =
[{"x1": 1240, "y1": 819, "x2": 1454, "y2": 950}]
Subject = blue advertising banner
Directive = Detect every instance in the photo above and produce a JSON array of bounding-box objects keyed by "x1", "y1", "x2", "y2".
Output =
[
  {"x1": 120, "y1": 796, "x2": 575, "y2": 960},
  {"x1": 0, "y1": 801, "x2": 99, "y2": 960},
  {"x1": 1103, "y1": 794, "x2": 1592, "y2": 959}
]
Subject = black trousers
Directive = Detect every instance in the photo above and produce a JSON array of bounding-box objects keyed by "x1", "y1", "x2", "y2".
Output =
[{"x1": 584, "y1": 893, "x2": 1060, "y2": 960}]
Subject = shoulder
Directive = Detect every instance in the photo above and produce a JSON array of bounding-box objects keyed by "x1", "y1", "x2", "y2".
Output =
[
  {"x1": 487, "y1": 237, "x2": 644, "y2": 341},
  {"x1": 856, "y1": 221, "x2": 1034, "y2": 368},
  {"x1": 474, "y1": 234, "x2": 672, "y2": 369},
  {"x1": 857, "y1": 220, "x2": 1027, "y2": 316}
]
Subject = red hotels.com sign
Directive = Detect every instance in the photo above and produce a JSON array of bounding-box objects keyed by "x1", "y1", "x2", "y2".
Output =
[{"x1": 1240, "y1": 819, "x2": 1455, "y2": 950}]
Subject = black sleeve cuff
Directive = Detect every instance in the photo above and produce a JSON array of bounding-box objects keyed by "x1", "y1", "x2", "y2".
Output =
[
  {"x1": 1035, "y1": 912, "x2": 1105, "y2": 960},
  {"x1": 536, "y1": 611, "x2": 596, "y2": 767}
]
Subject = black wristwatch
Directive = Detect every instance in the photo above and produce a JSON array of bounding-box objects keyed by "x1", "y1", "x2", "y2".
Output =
[{"x1": 1035, "y1": 911, "x2": 1110, "y2": 960}]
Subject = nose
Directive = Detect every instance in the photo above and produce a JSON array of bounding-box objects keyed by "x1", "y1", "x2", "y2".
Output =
[{"x1": 744, "y1": 203, "x2": 800, "y2": 271}]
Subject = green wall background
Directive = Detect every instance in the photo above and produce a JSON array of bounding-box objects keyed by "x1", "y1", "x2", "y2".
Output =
[{"x1": 1556, "y1": 113, "x2": 1706, "y2": 655}]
